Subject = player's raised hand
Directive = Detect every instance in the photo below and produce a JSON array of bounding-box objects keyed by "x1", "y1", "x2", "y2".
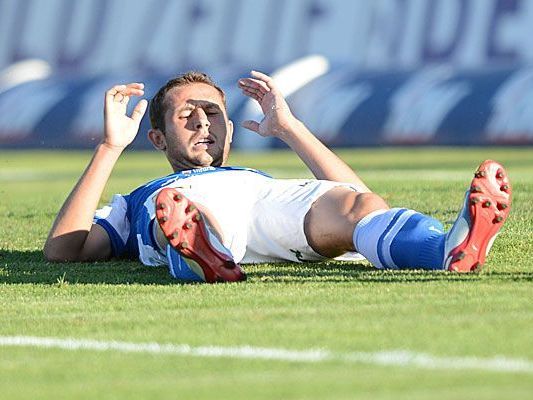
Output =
[
  {"x1": 103, "y1": 83, "x2": 148, "y2": 150},
  {"x1": 238, "y1": 71, "x2": 297, "y2": 139}
]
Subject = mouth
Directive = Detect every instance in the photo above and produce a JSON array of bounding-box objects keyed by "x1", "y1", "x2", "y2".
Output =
[{"x1": 193, "y1": 138, "x2": 215, "y2": 149}]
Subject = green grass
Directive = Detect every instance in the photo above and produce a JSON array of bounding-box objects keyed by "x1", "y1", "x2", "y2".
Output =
[{"x1": 0, "y1": 147, "x2": 532, "y2": 399}]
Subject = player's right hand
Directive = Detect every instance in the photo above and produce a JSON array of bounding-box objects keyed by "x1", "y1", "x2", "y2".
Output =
[{"x1": 103, "y1": 83, "x2": 148, "y2": 150}]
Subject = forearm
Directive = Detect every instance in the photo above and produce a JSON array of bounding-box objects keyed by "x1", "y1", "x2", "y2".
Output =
[
  {"x1": 44, "y1": 143, "x2": 122, "y2": 260},
  {"x1": 281, "y1": 119, "x2": 370, "y2": 191},
  {"x1": 238, "y1": 71, "x2": 370, "y2": 190}
]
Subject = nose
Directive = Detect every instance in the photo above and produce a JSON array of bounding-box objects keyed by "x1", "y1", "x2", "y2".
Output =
[{"x1": 193, "y1": 108, "x2": 210, "y2": 130}]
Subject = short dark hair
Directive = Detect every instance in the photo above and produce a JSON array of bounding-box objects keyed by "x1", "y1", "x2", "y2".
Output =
[{"x1": 149, "y1": 71, "x2": 227, "y2": 133}]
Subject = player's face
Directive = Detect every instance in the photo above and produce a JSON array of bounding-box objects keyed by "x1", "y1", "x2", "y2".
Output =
[{"x1": 161, "y1": 83, "x2": 233, "y2": 171}]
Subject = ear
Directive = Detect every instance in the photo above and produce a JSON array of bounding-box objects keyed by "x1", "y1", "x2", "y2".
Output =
[
  {"x1": 148, "y1": 128, "x2": 167, "y2": 151},
  {"x1": 227, "y1": 119, "x2": 234, "y2": 144}
]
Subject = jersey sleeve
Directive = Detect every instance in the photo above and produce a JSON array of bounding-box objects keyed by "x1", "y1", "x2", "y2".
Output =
[{"x1": 93, "y1": 194, "x2": 130, "y2": 257}]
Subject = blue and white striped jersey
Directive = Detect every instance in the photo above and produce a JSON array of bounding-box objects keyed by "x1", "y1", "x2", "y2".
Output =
[{"x1": 93, "y1": 166, "x2": 272, "y2": 266}]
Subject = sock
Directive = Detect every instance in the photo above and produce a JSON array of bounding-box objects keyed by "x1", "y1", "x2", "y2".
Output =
[
  {"x1": 353, "y1": 208, "x2": 446, "y2": 270},
  {"x1": 152, "y1": 219, "x2": 205, "y2": 282},
  {"x1": 166, "y1": 245, "x2": 204, "y2": 282}
]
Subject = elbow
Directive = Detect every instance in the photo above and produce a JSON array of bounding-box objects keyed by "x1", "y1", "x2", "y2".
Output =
[
  {"x1": 43, "y1": 245, "x2": 68, "y2": 263},
  {"x1": 43, "y1": 241, "x2": 55, "y2": 262},
  {"x1": 43, "y1": 241, "x2": 79, "y2": 263},
  {"x1": 43, "y1": 229, "x2": 109, "y2": 262}
]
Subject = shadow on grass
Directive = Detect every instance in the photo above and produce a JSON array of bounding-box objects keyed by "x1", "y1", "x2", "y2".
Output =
[
  {"x1": 245, "y1": 260, "x2": 533, "y2": 284},
  {"x1": 1, "y1": 250, "x2": 531, "y2": 286},
  {"x1": 0, "y1": 250, "x2": 176, "y2": 285}
]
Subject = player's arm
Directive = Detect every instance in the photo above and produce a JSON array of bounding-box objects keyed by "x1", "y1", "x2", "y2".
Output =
[
  {"x1": 238, "y1": 71, "x2": 370, "y2": 192},
  {"x1": 43, "y1": 83, "x2": 147, "y2": 262}
]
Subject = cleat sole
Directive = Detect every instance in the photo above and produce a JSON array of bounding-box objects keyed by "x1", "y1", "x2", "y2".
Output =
[
  {"x1": 447, "y1": 160, "x2": 512, "y2": 273},
  {"x1": 155, "y1": 188, "x2": 246, "y2": 283}
]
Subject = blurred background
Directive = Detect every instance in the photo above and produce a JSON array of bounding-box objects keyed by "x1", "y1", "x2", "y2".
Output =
[{"x1": 1, "y1": 0, "x2": 533, "y2": 150}]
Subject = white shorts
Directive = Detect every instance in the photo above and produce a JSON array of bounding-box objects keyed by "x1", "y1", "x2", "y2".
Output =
[{"x1": 242, "y1": 178, "x2": 366, "y2": 263}]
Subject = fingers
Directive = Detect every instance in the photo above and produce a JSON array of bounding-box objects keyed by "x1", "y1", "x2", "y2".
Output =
[
  {"x1": 105, "y1": 83, "x2": 145, "y2": 106},
  {"x1": 131, "y1": 99, "x2": 148, "y2": 123},
  {"x1": 238, "y1": 71, "x2": 280, "y2": 106},
  {"x1": 240, "y1": 87, "x2": 263, "y2": 103},
  {"x1": 241, "y1": 120, "x2": 260, "y2": 133},
  {"x1": 250, "y1": 70, "x2": 278, "y2": 93},
  {"x1": 239, "y1": 78, "x2": 268, "y2": 103},
  {"x1": 238, "y1": 78, "x2": 269, "y2": 94}
]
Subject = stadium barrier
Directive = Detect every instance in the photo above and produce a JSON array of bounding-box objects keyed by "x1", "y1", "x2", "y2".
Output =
[{"x1": 1, "y1": 64, "x2": 533, "y2": 149}]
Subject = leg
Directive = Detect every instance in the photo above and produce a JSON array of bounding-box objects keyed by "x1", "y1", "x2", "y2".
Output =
[
  {"x1": 354, "y1": 160, "x2": 512, "y2": 272},
  {"x1": 154, "y1": 188, "x2": 246, "y2": 283},
  {"x1": 304, "y1": 187, "x2": 389, "y2": 258}
]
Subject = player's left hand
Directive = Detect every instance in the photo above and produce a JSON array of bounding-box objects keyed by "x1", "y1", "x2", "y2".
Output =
[{"x1": 238, "y1": 71, "x2": 297, "y2": 139}]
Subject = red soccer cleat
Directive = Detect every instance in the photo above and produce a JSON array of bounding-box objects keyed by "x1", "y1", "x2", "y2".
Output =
[
  {"x1": 155, "y1": 188, "x2": 246, "y2": 283},
  {"x1": 444, "y1": 160, "x2": 512, "y2": 272}
]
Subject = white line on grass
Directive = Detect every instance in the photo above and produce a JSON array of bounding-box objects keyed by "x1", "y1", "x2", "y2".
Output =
[{"x1": 1, "y1": 336, "x2": 532, "y2": 374}]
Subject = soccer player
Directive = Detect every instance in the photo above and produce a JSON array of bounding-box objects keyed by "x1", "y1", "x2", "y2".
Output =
[{"x1": 43, "y1": 71, "x2": 512, "y2": 283}]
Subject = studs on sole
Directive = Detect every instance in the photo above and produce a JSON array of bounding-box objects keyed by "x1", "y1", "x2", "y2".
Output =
[
  {"x1": 194, "y1": 214, "x2": 202, "y2": 222},
  {"x1": 470, "y1": 197, "x2": 480, "y2": 205},
  {"x1": 169, "y1": 231, "x2": 179, "y2": 240},
  {"x1": 471, "y1": 262, "x2": 482, "y2": 272},
  {"x1": 174, "y1": 194, "x2": 183, "y2": 201},
  {"x1": 482, "y1": 201, "x2": 491, "y2": 208},
  {"x1": 497, "y1": 202, "x2": 508, "y2": 210},
  {"x1": 224, "y1": 260, "x2": 236, "y2": 270},
  {"x1": 180, "y1": 242, "x2": 189, "y2": 249},
  {"x1": 452, "y1": 251, "x2": 465, "y2": 262},
  {"x1": 496, "y1": 170, "x2": 504, "y2": 179},
  {"x1": 159, "y1": 216, "x2": 168, "y2": 223},
  {"x1": 186, "y1": 205, "x2": 196, "y2": 212},
  {"x1": 500, "y1": 184, "x2": 509, "y2": 192},
  {"x1": 157, "y1": 203, "x2": 166, "y2": 210},
  {"x1": 474, "y1": 170, "x2": 486, "y2": 178},
  {"x1": 184, "y1": 222, "x2": 193, "y2": 229},
  {"x1": 471, "y1": 185, "x2": 481, "y2": 193},
  {"x1": 493, "y1": 215, "x2": 504, "y2": 223}
]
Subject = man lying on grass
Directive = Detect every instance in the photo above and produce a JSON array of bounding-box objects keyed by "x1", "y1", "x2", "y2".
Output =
[{"x1": 44, "y1": 71, "x2": 512, "y2": 282}]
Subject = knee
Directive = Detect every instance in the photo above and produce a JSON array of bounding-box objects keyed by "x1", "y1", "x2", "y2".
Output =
[{"x1": 349, "y1": 192, "x2": 389, "y2": 221}]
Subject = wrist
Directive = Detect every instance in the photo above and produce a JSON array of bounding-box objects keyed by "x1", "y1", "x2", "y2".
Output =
[
  {"x1": 277, "y1": 117, "x2": 307, "y2": 143},
  {"x1": 99, "y1": 141, "x2": 126, "y2": 155}
]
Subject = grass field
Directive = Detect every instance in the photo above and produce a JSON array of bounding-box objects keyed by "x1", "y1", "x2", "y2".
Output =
[{"x1": 0, "y1": 147, "x2": 532, "y2": 399}]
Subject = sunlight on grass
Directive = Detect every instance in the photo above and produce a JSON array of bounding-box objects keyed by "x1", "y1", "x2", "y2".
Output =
[{"x1": 0, "y1": 147, "x2": 532, "y2": 399}]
